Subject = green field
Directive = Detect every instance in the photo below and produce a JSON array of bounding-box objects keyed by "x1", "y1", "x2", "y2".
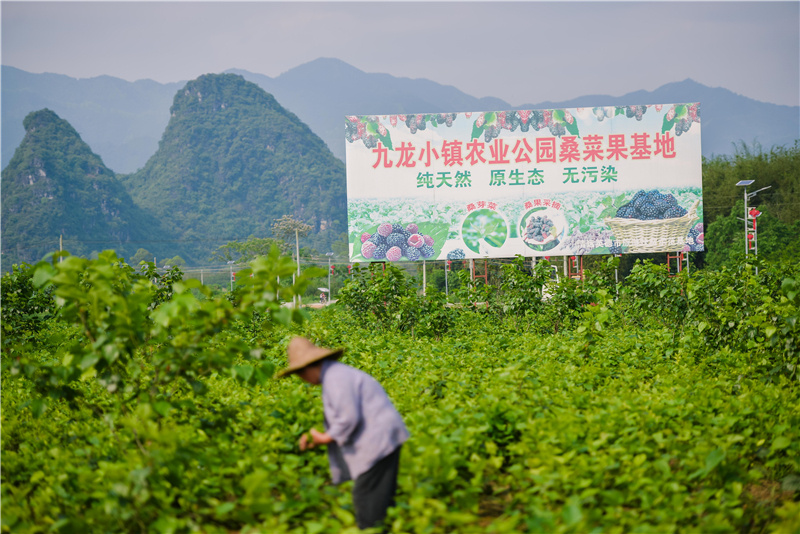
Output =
[{"x1": 2, "y1": 252, "x2": 799, "y2": 533}]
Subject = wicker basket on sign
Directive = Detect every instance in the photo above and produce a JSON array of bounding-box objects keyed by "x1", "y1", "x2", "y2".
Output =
[{"x1": 604, "y1": 200, "x2": 700, "y2": 253}]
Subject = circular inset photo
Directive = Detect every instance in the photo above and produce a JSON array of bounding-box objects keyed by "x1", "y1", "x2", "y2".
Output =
[
  {"x1": 519, "y1": 207, "x2": 568, "y2": 252},
  {"x1": 461, "y1": 209, "x2": 508, "y2": 255}
]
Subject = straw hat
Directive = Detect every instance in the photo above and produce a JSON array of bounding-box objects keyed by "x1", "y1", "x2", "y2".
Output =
[{"x1": 276, "y1": 337, "x2": 343, "y2": 378}]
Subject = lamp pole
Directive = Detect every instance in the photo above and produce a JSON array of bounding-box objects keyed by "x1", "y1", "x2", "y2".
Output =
[
  {"x1": 735, "y1": 181, "x2": 770, "y2": 259},
  {"x1": 326, "y1": 252, "x2": 334, "y2": 301},
  {"x1": 227, "y1": 260, "x2": 235, "y2": 292},
  {"x1": 736, "y1": 180, "x2": 754, "y2": 256}
]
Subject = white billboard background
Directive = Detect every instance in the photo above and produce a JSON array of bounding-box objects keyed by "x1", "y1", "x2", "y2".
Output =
[{"x1": 345, "y1": 104, "x2": 703, "y2": 262}]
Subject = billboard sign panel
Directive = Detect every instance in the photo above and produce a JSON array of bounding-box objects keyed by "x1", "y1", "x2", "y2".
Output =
[{"x1": 345, "y1": 104, "x2": 703, "y2": 262}]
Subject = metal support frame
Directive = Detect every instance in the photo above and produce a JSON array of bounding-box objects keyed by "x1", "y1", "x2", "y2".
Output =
[{"x1": 567, "y1": 255, "x2": 584, "y2": 280}]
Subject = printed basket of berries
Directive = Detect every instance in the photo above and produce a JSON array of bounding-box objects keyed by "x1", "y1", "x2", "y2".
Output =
[{"x1": 603, "y1": 190, "x2": 700, "y2": 253}]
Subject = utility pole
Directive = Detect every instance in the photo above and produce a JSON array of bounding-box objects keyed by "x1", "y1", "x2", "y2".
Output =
[
  {"x1": 294, "y1": 229, "x2": 300, "y2": 308},
  {"x1": 326, "y1": 252, "x2": 334, "y2": 301}
]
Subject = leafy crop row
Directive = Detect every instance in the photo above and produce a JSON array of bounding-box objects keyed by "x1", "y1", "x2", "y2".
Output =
[{"x1": 2, "y1": 251, "x2": 799, "y2": 533}]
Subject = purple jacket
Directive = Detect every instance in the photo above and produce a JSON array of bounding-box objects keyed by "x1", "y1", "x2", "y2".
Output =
[{"x1": 320, "y1": 359, "x2": 409, "y2": 484}]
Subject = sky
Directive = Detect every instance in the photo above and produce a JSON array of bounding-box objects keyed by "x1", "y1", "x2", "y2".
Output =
[{"x1": 2, "y1": 1, "x2": 799, "y2": 108}]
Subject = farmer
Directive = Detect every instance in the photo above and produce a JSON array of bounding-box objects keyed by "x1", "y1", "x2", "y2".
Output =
[{"x1": 278, "y1": 337, "x2": 409, "y2": 531}]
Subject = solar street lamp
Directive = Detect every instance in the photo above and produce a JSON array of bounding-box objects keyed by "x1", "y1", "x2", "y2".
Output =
[{"x1": 735, "y1": 180, "x2": 754, "y2": 256}]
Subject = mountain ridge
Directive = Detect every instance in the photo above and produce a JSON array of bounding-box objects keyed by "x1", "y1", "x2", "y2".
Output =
[
  {"x1": 120, "y1": 73, "x2": 347, "y2": 262},
  {"x1": 5, "y1": 60, "x2": 796, "y2": 174},
  {"x1": 1, "y1": 108, "x2": 174, "y2": 266}
]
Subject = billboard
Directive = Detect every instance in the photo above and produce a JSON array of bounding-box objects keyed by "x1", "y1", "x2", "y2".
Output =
[{"x1": 345, "y1": 104, "x2": 703, "y2": 262}]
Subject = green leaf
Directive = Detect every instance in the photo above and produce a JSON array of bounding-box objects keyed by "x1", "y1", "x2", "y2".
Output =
[
  {"x1": 662, "y1": 115, "x2": 676, "y2": 134},
  {"x1": 565, "y1": 119, "x2": 580, "y2": 136},
  {"x1": 28, "y1": 399, "x2": 46, "y2": 418},
  {"x1": 254, "y1": 361, "x2": 276, "y2": 385},
  {"x1": 377, "y1": 130, "x2": 393, "y2": 150},
  {"x1": 772, "y1": 436, "x2": 791, "y2": 451},
  {"x1": 153, "y1": 401, "x2": 172, "y2": 417},
  {"x1": 234, "y1": 365, "x2": 254, "y2": 383},
  {"x1": 705, "y1": 448, "x2": 726, "y2": 472},
  {"x1": 471, "y1": 120, "x2": 485, "y2": 140},
  {"x1": 32, "y1": 263, "x2": 55, "y2": 288},
  {"x1": 562, "y1": 496, "x2": 583, "y2": 526},
  {"x1": 215, "y1": 502, "x2": 236, "y2": 516}
]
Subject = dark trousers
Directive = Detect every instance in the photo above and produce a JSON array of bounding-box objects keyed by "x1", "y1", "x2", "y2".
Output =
[{"x1": 352, "y1": 446, "x2": 402, "y2": 531}]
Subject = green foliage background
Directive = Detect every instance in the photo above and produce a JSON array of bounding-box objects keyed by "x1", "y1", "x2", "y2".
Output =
[{"x1": 2, "y1": 249, "x2": 799, "y2": 533}]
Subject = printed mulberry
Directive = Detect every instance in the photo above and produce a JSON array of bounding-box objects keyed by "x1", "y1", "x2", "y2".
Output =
[
  {"x1": 386, "y1": 233, "x2": 405, "y2": 248},
  {"x1": 407, "y1": 234, "x2": 424, "y2": 249},
  {"x1": 422, "y1": 235, "x2": 435, "y2": 247},
  {"x1": 419, "y1": 245, "x2": 435, "y2": 258},
  {"x1": 639, "y1": 204, "x2": 660, "y2": 220},
  {"x1": 361, "y1": 241, "x2": 377, "y2": 259},
  {"x1": 377, "y1": 223, "x2": 393, "y2": 237},
  {"x1": 368, "y1": 234, "x2": 386, "y2": 246},
  {"x1": 372, "y1": 244, "x2": 389, "y2": 260},
  {"x1": 360, "y1": 232, "x2": 372, "y2": 244},
  {"x1": 663, "y1": 207, "x2": 687, "y2": 219},
  {"x1": 406, "y1": 223, "x2": 419, "y2": 234},
  {"x1": 447, "y1": 248, "x2": 466, "y2": 260},
  {"x1": 385, "y1": 246, "x2": 402, "y2": 262},
  {"x1": 405, "y1": 247, "x2": 421, "y2": 261},
  {"x1": 615, "y1": 205, "x2": 635, "y2": 219}
]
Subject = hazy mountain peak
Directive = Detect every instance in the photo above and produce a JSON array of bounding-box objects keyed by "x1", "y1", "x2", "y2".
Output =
[
  {"x1": 122, "y1": 72, "x2": 346, "y2": 261},
  {"x1": 1, "y1": 109, "x2": 165, "y2": 265}
]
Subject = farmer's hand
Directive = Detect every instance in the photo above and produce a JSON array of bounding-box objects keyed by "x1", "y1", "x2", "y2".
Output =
[
  {"x1": 299, "y1": 432, "x2": 311, "y2": 451},
  {"x1": 299, "y1": 428, "x2": 333, "y2": 451}
]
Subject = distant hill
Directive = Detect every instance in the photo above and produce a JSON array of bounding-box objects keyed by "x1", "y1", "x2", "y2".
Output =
[
  {"x1": 121, "y1": 73, "x2": 347, "y2": 261},
  {"x1": 1, "y1": 109, "x2": 173, "y2": 266},
  {"x1": 4, "y1": 60, "x2": 797, "y2": 173},
  {"x1": 1, "y1": 66, "x2": 182, "y2": 173}
]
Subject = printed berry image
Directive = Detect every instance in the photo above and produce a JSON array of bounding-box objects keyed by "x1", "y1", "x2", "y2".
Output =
[
  {"x1": 524, "y1": 215, "x2": 556, "y2": 243},
  {"x1": 625, "y1": 105, "x2": 647, "y2": 121},
  {"x1": 405, "y1": 247, "x2": 421, "y2": 261},
  {"x1": 386, "y1": 233, "x2": 405, "y2": 248},
  {"x1": 372, "y1": 244, "x2": 389, "y2": 260},
  {"x1": 664, "y1": 103, "x2": 701, "y2": 136},
  {"x1": 562, "y1": 229, "x2": 614, "y2": 255},
  {"x1": 361, "y1": 241, "x2": 377, "y2": 259},
  {"x1": 447, "y1": 248, "x2": 466, "y2": 260},
  {"x1": 685, "y1": 223, "x2": 705, "y2": 252},
  {"x1": 358, "y1": 222, "x2": 438, "y2": 261},
  {"x1": 377, "y1": 223, "x2": 394, "y2": 237},
  {"x1": 407, "y1": 234, "x2": 424, "y2": 249},
  {"x1": 385, "y1": 246, "x2": 403, "y2": 262},
  {"x1": 615, "y1": 190, "x2": 689, "y2": 220},
  {"x1": 367, "y1": 234, "x2": 386, "y2": 246}
]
